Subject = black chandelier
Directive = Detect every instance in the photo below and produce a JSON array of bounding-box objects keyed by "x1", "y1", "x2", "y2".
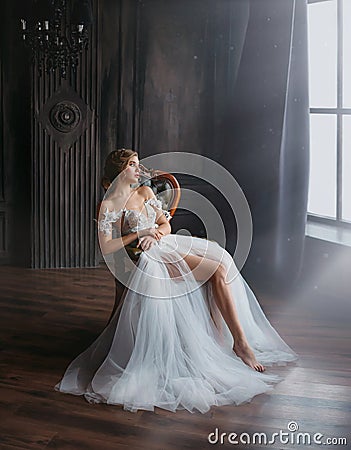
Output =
[{"x1": 20, "y1": 0, "x2": 93, "y2": 78}]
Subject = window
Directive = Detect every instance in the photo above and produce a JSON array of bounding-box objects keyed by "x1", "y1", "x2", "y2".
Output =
[{"x1": 307, "y1": 0, "x2": 351, "y2": 227}]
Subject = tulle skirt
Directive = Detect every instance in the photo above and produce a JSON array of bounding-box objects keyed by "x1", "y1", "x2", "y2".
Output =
[{"x1": 55, "y1": 234, "x2": 297, "y2": 413}]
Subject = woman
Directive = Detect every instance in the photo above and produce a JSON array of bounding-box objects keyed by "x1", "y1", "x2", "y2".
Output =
[{"x1": 55, "y1": 149, "x2": 297, "y2": 413}]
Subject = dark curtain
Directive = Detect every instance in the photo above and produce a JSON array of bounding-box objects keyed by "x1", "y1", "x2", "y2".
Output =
[{"x1": 220, "y1": 0, "x2": 309, "y2": 293}]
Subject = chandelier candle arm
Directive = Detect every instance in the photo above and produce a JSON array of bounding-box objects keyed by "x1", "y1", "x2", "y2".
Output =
[{"x1": 20, "y1": 0, "x2": 93, "y2": 78}]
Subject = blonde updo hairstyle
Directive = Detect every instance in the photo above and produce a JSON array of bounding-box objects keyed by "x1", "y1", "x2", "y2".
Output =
[{"x1": 102, "y1": 148, "x2": 138, "y2": 191}]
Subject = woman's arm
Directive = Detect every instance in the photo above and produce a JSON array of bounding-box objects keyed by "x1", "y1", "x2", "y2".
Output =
[
  {"x1": 141, "y1": 186, "x2": 172, "y2": 237},
  {"x1": 98, "y1": 200, "x2": 141, "y2": 255},
  {"x1": 99, "y1": 230, "x2": 140, "y2": 256},
  {"x1": 136, "y1": 213, "x2": 170, "y2": 251},
  {"x1": 155, "y1": 210, "x2": 171, "y2": 237}
]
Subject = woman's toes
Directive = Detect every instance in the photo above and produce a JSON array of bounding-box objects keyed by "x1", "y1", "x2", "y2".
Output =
[{"x1": 257, "y1": 364, "x2": 265, "y2": 372}]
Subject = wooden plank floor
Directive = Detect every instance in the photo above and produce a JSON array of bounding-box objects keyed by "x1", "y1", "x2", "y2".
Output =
[{"x1": 0, "y1": 265, "x2": 350, "y2": 449}]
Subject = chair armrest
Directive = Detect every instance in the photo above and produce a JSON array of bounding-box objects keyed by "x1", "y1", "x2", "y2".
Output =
[{"x1": 125, "y1": 239, "x2": 143, "y2": 261}]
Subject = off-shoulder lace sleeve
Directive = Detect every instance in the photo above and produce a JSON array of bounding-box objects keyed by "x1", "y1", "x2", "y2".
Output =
[
  {"x1": 145, "y1": 197, "x2": 172, "y2": 221},
  {"x1": 98, "y1": 208, "x2": 124, "y2": 236}
]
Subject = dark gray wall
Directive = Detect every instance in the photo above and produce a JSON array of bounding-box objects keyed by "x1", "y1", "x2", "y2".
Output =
[
  {"x1": 1, "y1": 0, "x2": 310, "y2": 296},
  {"x1": 0, "y1": 0, "x2": 31, "y2": 266}
]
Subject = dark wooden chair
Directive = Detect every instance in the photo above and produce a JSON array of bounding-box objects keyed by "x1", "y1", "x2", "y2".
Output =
[{"x1": 99, "y1": 170, "x2": 181, "y2": 324}]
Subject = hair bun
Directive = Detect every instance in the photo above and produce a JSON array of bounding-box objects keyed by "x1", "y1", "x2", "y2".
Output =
[{"x1": 103, "y1": 148, "x2": 138, "y2": 185}]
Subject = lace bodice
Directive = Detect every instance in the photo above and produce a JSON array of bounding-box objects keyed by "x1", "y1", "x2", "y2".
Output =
[{"x1": 98, "y1": 197, "x2": 171, "y2": 237}]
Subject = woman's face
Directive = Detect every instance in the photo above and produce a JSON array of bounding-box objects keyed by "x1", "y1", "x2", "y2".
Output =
[{"x1": 124, "y1": 156, "x2": 140, "y2": 183}]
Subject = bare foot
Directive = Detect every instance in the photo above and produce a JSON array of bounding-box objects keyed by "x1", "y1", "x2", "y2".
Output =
[{"x1": 233, "y1": 341, "x2": 265, "y2": 372}]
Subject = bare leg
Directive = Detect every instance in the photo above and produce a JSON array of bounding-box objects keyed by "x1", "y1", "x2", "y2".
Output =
[{"x1": 183, "y1": 254, "x2": 265, "y2": 372}]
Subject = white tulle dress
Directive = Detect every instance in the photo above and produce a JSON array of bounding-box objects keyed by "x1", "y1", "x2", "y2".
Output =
[{"x1": 55, "y1": 195, "x2": 297, "y2": 413}]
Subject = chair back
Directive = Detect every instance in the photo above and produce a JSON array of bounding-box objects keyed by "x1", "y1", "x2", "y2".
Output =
[{"x1": 139, "y1": 170, "x2": 181, "y2": 217}]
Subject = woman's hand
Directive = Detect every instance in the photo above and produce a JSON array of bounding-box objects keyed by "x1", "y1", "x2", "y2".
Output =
[
  {"x1": 139, "y1": 228, "x2": 164, "y2": 241},
  {"x1": 136, "y1": 236, "x2": 157, "y2": 251}
]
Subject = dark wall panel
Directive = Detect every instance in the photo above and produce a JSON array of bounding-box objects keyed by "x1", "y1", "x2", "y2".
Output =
[
  {"x1": 0, "y1": 57, "x2": 3, "y2": 203},
  {"x1": 100, "y1": 0, "x2": 121, "y2": 162},
  {"x1": 100, "y1": 0, "x2": 251, "y2": 165},
  {"x1": 118, "y1": 0, "x2": 249, "y2": 160},
  {"x1": 0, "y1": 57, "x2": 5, "y2": 259},
  {"x1": 30, "y1": 1, "x2": 101, "y2": 268},
  {"x1": 136, "y1": 0, "x2": 214, "y2": 157},
  {"x1": 1, "y1": 0, "x2": 31, "y2": 266}
]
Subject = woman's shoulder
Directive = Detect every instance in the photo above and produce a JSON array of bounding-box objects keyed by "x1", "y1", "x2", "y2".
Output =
[
  {"x1": 100, "y1": 199, "x2": 116, "y2": 210},
  {"x1": 137, "y1": 185, "x2": 156, "y2": 200},
  {"x1": 99, "y1": 199, "x2": 123, "y2": 218}
]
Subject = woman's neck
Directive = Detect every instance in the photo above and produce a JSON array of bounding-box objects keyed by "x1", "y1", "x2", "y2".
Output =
[{"x1": 110, "y1": 179, "x2": 136, "y2": 200}]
